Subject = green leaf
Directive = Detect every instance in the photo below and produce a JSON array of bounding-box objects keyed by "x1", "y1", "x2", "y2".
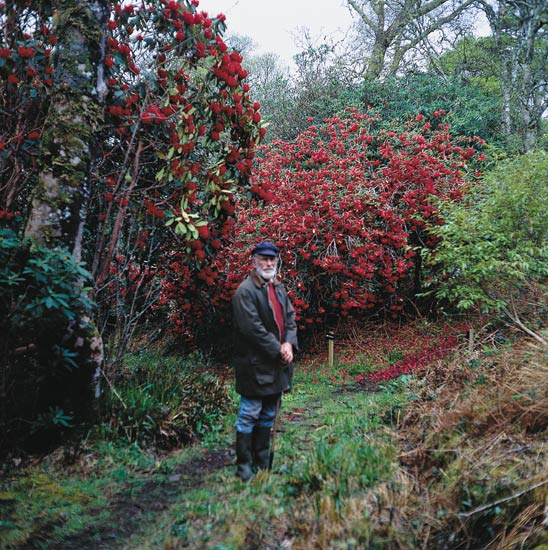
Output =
[{"x1": 174, "y1": 222, "x2": 187, "y2": 236}]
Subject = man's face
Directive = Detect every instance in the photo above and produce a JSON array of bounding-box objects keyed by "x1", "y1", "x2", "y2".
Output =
[{"x1": 254, "y1": 254, "x2": 278, "y2": 280}]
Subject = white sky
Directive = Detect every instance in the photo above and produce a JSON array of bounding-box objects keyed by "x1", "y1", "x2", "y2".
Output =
[{"x1": 199, "y1": 0, "x2": 355, "y2": 68}]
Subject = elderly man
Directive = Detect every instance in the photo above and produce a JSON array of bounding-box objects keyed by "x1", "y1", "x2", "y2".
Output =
[{"x1": 231, "y1": 241, "x2": 299, "y2": 481}]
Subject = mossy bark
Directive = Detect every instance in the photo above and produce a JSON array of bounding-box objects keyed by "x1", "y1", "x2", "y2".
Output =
[
  {"x1": 23, "y1": 0, "x2": 109, "y2": 416},
  {"x1": 25, "y1": 0, "x2": 108, "y2": 256}
]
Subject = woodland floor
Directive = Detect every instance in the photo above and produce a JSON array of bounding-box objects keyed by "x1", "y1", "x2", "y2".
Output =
[
  {"x1": 49, "y1": 387, "x2": 362, "y2": 549},
  {"x1": 3, "y1": 377, "x2": 389, "y2": 549},
  {"x1": 47, "y1": 448, "x2": 234, "y2": 549},
  {"x1": 2, "y1": 324, "x2": 547, "y2": 550}
]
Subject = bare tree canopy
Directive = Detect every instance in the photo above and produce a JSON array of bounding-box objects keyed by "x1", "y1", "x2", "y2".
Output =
[
  {"x1": 347, "y1": 0, "x2": 480, "y2": 79},
  {"x1": 479, "y1": 0, "x2": 547, "y2": 151}
]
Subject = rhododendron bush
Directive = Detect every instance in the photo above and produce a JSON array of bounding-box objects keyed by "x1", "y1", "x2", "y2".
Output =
[
  {"x1": 0, "y1": 0, "x2": 262, "y2": 445},
  {"x1": 0, "y1": 0, "x2": 262, "y2": 356},
  {"x1": 162, "y1": 108, "x2": 484, "y2": 343}
]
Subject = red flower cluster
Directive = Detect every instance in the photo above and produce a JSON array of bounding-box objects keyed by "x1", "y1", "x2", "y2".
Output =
[
  {"x1": 0, "y1": 4, "x2": 59, "y2": 214},
  {"x1": 0, "y1": 209, "x2": 16, "y2": 222},
  {"x1": 101, "y1": 0, "x2": 263, "y2": 231},
  {"x1": 359, "y1": 335, "x2": 460, "y2": 382}
]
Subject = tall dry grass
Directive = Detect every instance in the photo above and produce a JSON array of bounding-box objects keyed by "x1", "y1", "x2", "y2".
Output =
[{"x1": 397, "y1": 336, "x2": 548, "y2": 548}]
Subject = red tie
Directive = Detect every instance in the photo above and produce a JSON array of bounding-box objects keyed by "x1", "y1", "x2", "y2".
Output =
[{"x1": 267, "y1": 282, "x2": 284, "y2": 341}]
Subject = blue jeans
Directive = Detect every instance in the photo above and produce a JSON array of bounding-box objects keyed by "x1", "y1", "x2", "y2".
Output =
[{"x1": 236, "y1": 394, "x2": 280, "y2": 433}]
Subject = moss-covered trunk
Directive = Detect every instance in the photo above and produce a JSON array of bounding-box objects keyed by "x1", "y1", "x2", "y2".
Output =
[
  {"x1": 25, "y1": 0, "x2": 107, "y2": 252},
  {"x1": 23, "y1": 0, "x2": 109, "y2": 418}
]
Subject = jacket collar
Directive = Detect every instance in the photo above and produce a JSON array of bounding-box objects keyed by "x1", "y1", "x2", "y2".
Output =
[{"x1": 250, "y1": 269, "x2": 280, "y2": 288}]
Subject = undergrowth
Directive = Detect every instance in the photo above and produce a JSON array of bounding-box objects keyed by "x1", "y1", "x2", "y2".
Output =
[
  {"x1": 398, "y1": 334, "x2": 548, "y2": 549},
  {"x1": 98, "y1": 351, "x2": 233, "y2": 448},
  {"x1": 1, "y1": 320, "x2": 547, "y2": 549}
]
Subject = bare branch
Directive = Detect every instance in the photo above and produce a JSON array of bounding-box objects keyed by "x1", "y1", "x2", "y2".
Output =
[{"x1": 459, "y1": 478, "x2": 548, "y2": 518}]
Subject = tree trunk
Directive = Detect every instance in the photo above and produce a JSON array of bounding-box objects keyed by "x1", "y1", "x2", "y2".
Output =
[
  {"x1": 482, "y1": 0, "x2": 547, "y2": 153},
  {"x1": 25, "y1": 0, "x2": 107, "y2": 252},
  {"x1": 365, "y1": 36, "x2": 389, "y2": 80},
  {"x1": 23, "y1": 0, "x2": 108, "y2": 412},
  {"x1": 500, "y1": 56, "x2": 514, "y2": 141}
]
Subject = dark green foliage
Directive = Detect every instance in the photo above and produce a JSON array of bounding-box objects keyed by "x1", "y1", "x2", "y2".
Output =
[
  {"x1": 0, "y1": 229, "x2": 93, "y2": 325},
  {"x1": 267, "y1": 69, "x2": 502, "y2": 147},
  {"x1": 334, "y1": 74, "x2": 502, "y2": 145},
  {"x1": 0, "y1": 228, "x2": 95, "y2": 452},
  {"x1": 98, "y1": 352, "x2": 233, "y2": 448}
]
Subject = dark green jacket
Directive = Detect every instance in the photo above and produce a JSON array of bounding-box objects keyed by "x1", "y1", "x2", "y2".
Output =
[{"x1": 232, "y1": 269, "x2": 299, "y2": 397}]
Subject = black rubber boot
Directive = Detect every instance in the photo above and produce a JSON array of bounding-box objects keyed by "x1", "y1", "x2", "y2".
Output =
[
  {"x1": 252, "y1": 426, "x2": 272, "y2": 471},
  {"x1": 236, "y1": 431, "x2": 254, "y2": 481}
]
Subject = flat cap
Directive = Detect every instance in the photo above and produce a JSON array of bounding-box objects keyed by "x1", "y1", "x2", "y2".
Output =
[{"x1": 251, "y1": 241, "x2": 279, "y2": 257}]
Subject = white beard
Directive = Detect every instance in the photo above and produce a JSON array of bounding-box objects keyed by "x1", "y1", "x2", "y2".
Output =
[{"x1": 255, "y1": 264, "x2": 277, "y2": 281}]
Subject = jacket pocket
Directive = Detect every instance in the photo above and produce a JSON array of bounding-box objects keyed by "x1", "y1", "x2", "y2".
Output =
[{"x1": 253, "y1": 358, "x2": 274, "y2": 385}]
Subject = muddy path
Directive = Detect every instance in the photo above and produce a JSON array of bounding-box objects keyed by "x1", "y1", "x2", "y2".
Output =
[
  {"x1": 13, "y1": 385, "x2": 375, "y2": 550},
  {"x1": 39, "y1": 448, "x2": 233, "y2": 550}
]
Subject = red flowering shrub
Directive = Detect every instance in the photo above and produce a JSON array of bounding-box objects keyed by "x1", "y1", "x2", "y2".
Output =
[
  {"x1": 86, "y1": 1, "x2": 263, "y2": 354},
  {"x1": 0, "y1": 3, "x2": 56, "y2": 209},
  {"x1": 0, "y1": 1, "x2": 263, "y2": 359},
  {"x1": 161, "y1": 108, "x2": 484, "y2": 344}
]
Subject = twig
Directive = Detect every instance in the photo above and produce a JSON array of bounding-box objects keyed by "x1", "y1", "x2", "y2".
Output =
[
  {"x1": 468, "y1": 326, "x2": 474, "y2": 356},
  {"x1": 14, "y1": 343, "x2": 37, "y2": 354},
  {"x1": 458, "y1": 479, "x2": 548, "y2": 518},
  {"x1": 99, "y1": 367, "x2": 127, "y2": 410},
  {"x1": 501, "y1": 303, "x2": 547, "y2": 347},
  {"x1": 269, "y1": 394, "x2": 282, "y2": 469}
]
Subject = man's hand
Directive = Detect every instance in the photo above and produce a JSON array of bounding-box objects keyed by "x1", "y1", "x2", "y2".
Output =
[{"x1": 280, "y1": 342, "x2": 293, "y2": 364}]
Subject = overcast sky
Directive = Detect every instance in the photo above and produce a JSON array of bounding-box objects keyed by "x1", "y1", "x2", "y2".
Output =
[{"x1": 200, "y1": 0, "x2": 354, "y2": 68}]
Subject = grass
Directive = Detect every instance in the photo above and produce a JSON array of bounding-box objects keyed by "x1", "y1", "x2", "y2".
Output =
[{"x1": 1, "y1": 320, "x2": 547, "y2": 549}]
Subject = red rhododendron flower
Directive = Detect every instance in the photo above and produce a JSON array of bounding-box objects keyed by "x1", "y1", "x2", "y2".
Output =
[
  {"x1": 17, "y1": 46, "x2": 35, "y2": 58},
  {"x1": 197, "y1": 225, "x2": 210, "y2": 239}
]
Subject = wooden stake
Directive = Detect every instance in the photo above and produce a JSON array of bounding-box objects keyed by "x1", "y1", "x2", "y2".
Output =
[{"x1": 326, "y1": 332, "x2": 335, "y2": 367}]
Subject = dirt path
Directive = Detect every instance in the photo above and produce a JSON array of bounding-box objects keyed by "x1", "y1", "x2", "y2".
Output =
[
  {"x1": 44, "y1": 448, "x2": 233, "y2": 550},
  {"x1": 51, "y1": 400, "x2": 324, "y2": 549},
  {"x1": 43, "y1": 403, "x2": 302, "y2": 548}
]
